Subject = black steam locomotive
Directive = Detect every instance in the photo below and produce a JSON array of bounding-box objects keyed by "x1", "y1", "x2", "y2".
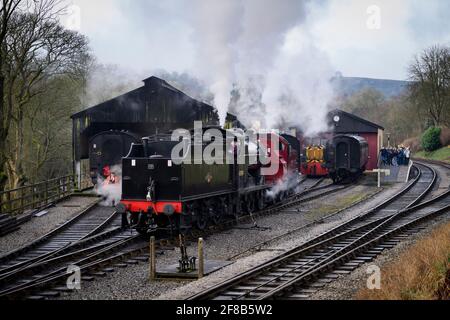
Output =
[
  {"x1": 117, "y1": 127, "x2": 300, "y2": 234},
  {"x1": 89, "y1": 130, "x2": 141, "y2": 184},
  {"x1": 326, "y1": 134, "x2": 369, "y2": 183}
]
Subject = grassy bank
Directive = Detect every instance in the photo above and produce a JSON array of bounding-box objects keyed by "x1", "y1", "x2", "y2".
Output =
[
  {"x1": 356, "y1": 221, "x2": 450, "y2": 300},
  {"x1": 415, "y1": 146, "x2": 450, "y2": 163}
]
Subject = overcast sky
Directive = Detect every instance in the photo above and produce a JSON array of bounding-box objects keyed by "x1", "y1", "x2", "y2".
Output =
[{"x1": 63, "y1": 0, "x2": 450, "y2": 81}]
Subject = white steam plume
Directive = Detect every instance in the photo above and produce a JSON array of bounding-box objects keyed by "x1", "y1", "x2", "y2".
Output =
[
  {"x1": 190, "y1": 0, "x2": 244, "y2": 126},
  {"x1": 263, "y1": 26, "x2": 335, "y2": 135},
  {"x1": 83, "y1": 63, "x2": 143, "y2": 107},
  {"x1": 236, "y1": 0, "x2": 307, "y2": 80},
  {"x1": 95, "y1": 165, "x2": 122, "y2": 207},
  {"x1": 266, "y1": 171, "x2": 301, "y2": 200},
  {"x1": 189, "y1": 1, "x2": 335, "y2": 133}
]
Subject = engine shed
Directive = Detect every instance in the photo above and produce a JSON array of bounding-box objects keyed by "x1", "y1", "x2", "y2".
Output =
[
  {"x1": 71, "y1": 76, "x2": 242, "y2": 185},
  {"x1": 328, "y1": 109, "x2": 384, "y2": 171}
]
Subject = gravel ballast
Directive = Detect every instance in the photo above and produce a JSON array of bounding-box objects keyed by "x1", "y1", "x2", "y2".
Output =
[
  {"x1": 0, "y1": 196, "x2": 100, "y2": 256},
  {"x1": 308, "y1": 161, "x2": 450, "y2": 300},
  {"x1": 308, "y1": 214, "x2": 450, "y2": 300},
  {"x1": 58, "y1": 180, "x2": 409, "y2": 300}
]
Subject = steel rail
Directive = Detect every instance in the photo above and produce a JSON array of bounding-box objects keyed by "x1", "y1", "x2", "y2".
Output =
[
  {"x1": 0, "y1": 234, "x2": 143, "y2": 299},
  {"x1": 189, "y1": 163, "x2": 439, "y2": 300},
  {"x1": 260, "y1": 190, "x2": 450, "y2": 300}
]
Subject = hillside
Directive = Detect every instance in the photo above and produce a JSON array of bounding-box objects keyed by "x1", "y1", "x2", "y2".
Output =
[{"x1": 332, "y1": 74, "x2": 409, "y2": 98}]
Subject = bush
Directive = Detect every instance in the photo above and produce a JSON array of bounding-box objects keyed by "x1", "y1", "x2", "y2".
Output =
[
  {"x1": 440, "y1": 127, "x2": 450, "y2": 146},
  {"x1": 422, "y1": 127, "x2": 442, "y2": 152}
]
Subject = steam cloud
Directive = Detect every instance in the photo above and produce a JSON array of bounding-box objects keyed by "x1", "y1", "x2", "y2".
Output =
[
  {"x1": 83, "y1": 64, "x2": 144, "y2": 107},
  {"x1": 189, "y1": 0, "x2": 335, "y2": 134},
  {"x1": 82, "y1": 1, "x2": 336, "y2": 136},
  {"x1": 95, "y1": 165, "x2": 122, "y2": 207},
  {"x1": 190, "y1": 0, "x2": 244, "y2": 125},
  {"x1": 266, "y1": 171, "x2": 301, "y2": 200}
]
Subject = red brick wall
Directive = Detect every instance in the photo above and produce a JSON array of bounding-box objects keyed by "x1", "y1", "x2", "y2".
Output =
[{"x1": 359, "y1": 133, "x2": 379, "y2": 170}]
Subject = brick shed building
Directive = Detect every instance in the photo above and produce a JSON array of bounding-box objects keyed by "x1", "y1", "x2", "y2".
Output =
[{"x1": 328, "y1": 109, "x2": 384, "y2": 171}]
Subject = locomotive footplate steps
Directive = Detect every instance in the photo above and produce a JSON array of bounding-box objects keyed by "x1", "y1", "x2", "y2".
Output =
[{"x1": 155, "y1": 260, "x2": 233, "y2": 280}]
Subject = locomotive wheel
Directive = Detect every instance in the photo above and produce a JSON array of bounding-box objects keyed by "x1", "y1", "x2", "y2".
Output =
[
  {"x1": 196, "y1": 213, "x2": 208, "y2": 230},
  {"x1": 244, "y1": 196, "x2": 255, "y2": 214},
  {"x1": 221, "y1": 198, "x2": 230, "y2": 217},
  {"x1": 256, "y1": 192, "x2": 265, "y2": 211},
  {"x1": 129, "y1": 212, "x2": 139, "y2": 226},
  {"x1": 180, "y1": 207, "x2": 193, "y2": 234},
  {"x1": 194, "y1": 203, "x2": 208, "y2": 230},
  {"x1": 136, "y1": 211, "x2": 149, "y2": 234},
  {"x1": 276, "y1": 192, "x2": 285, "y2": 203},
  {"x1": 207, "y1": 200, "x2": 222, "y2": 225}
]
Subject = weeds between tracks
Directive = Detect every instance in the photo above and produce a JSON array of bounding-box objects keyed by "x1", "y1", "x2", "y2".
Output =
[{"x1": 356, "y1": 220, "x2": 450, "y2": 300}]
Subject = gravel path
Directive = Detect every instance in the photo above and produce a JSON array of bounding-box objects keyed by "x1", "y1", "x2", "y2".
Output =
[
  {"x1": 0, "y1": 196, "x2": 100, "y2": 256},
  {"x1": 57, "y1": 180, "x2": 407, "y2": 300}
]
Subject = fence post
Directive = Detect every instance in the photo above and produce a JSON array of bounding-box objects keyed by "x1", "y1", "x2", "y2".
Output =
[
  {"x1": 149, "y1": 236, "x2": 156, "y2": 281},
  {"x1": 71, "y1": 175, "x2": 75, "y2": 193},
  {"x1": 57, "y1": 177, "x2": 61, "y2": 200},
  {"x1": 32, "y1": 186, "x2": 35, "y2": 210},
  {"x1": 44, "y1": 180, "x2": 48, "y2": 206},
  {"x1": 20, "y1": 188, "x2": 24, "y2": 214},
  {"x1": 198, "y1": 238, "x2": 204, "y2": 279},
  {"x1": 6, "y1": 191, "x2": 11, "y2": 215},
  {"x1": 8, "y1": 191, "x2": 13, "y2": 213}
]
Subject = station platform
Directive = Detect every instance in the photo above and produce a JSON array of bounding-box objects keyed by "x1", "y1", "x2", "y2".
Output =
[{"x1": 379, "y1": 163, "x2": 411, "y2": 183}]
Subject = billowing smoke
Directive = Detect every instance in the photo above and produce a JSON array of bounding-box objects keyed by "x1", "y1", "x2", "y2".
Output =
[
  {"x1": 82, "y1": 63, "x2": 144, "y2": 107},
  {"x1": 190, "y1": 0, "x2": 244, "y2": 125},
  {"x1": 263, "y1": 26, "x2": 336, "y2": 135},
  {"x1": 266, "y1": 171, "x2": 301, "y2": 200},
  {"x1": 83, "y1": 63, "x2": 216, "y2": 108},
  {"x1": 153, "y1": 70, "x2": 214, "y2": 104},
  {"x1": 189, "y1": 0, "x2": 335, "y2": 133},
  {"x1": 95, "y1": 165, "x2": 122, "y2": 207}
]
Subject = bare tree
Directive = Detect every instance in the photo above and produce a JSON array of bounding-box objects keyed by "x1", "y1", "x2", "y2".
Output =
[
  {"x1": 24, "y1": 73, "x2": 86, "y2": 182},
  {"x1": 408, "y1": 45, "x2": 450, "y2": 127},
  {"x1": 2, "y1": 0, "x2": 89, "y2": 188},
  {"x1": 340, "y1": 88, "x2": 386, "y2": 125},
  {"x1": 0, "y1": 0, "x2": 24, "y2": 191}
]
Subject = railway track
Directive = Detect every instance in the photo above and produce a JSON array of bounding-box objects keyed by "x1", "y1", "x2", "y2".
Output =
[
  {"x1": 250, "y1": 178, "x2": 346, "y2": 218},
  {"x1": 0, "y1": 228, "x2": 141, "y2": 299},
  {"x1": 412, "y1": 158, "x2": 450, "y2": 170},
  {"x1": 189, "y1": 162, "x2": 446, "y2": 300},
  {"x1": 0, "y1": 201, "x2": 118, "y2": 277},
  {"x1": 0, "y1": 177, "x2": 352, "y2": 300}
]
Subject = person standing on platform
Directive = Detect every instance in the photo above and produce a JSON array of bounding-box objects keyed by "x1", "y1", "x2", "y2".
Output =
[{"x1": 405, "y1": 147, "x2": 411, "y2": 165}]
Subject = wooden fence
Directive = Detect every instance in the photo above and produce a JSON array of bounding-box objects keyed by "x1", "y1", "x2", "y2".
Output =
[{"x1": 0, "y1": 173, "x2": 93, "y2": 216}]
